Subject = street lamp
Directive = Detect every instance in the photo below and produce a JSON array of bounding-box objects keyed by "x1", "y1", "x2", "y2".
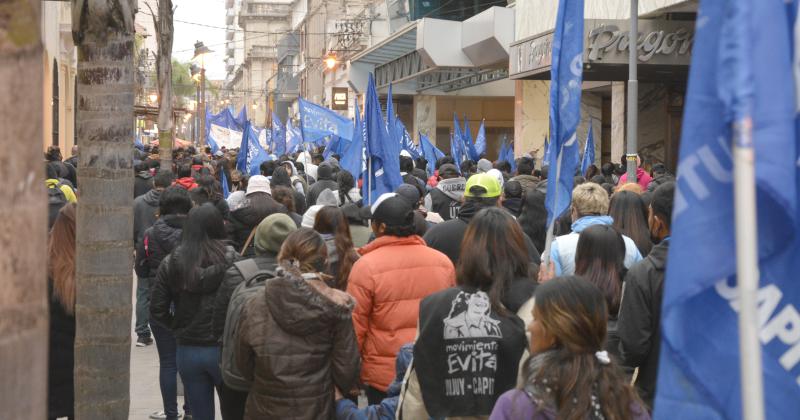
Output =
[
  {"x1": 192, "y1": 41, "x2": 213, "y2": 147},
  {"x1": 148, "y1": 93, "x2": 158, "y2": 104},
  {"x1": 324, "y1": 54, "x2": 338, "y2": 70}
]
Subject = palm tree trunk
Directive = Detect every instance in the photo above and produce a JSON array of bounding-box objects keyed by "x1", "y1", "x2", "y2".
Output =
[
  {"x1": 148, "y1": 0, "x2": 174, "y2": 169},
  {"x1": 72, "y1": 1, "x2": 136, "y2": 418},
  {"x1": 0, "y1": 1, "x2": 49, "y2": 417}
]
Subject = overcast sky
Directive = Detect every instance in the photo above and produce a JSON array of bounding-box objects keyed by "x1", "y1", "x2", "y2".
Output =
[{"x1": 171, "y1": 0, "x2": 228, "y2": 80}]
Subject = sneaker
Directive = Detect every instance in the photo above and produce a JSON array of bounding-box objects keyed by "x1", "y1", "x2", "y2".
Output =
[
  {"x1": 149, "y1": 410, "x2": 183, "y2": 419},
  {"x1": 136, "y1": 335, "x2": 154, "y2": 347}
]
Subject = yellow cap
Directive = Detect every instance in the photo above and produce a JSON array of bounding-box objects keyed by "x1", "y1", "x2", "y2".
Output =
[{"x1": 464, "y1": 173, "x2": 502, "y2": 198}]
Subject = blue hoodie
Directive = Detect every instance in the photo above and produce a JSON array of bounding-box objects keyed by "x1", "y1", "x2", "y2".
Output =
[
  {"x1": 550, "y1": 215, "x2": 643, "y2": 276},
  {"x1": 335, "y1": 344, "x2": 414, "y2": 420}
]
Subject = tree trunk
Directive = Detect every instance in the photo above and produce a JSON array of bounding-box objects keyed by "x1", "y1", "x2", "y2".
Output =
[
  {"x1": 149, "y1": 0, "x2": 174, "y2": 169},
  {"x1": 71, "y1": 1, "x2": 136, "y2": 418},
  {"x1": 0, "y1": 0, "x2": 49, "y2": 417}
]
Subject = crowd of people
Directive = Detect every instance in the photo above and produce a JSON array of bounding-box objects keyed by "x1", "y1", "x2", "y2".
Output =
[{"x1": 44, "y1": 140, "x2": 676, "y2": 420}]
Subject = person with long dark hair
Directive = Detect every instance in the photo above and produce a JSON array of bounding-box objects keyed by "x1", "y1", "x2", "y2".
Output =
[
  {"x1": 336, "y1": 170, "x2": 362, "y2": 206},
  {"x1": 609, "y1": 191, "x2": 653, "y2": 256},
  {"x1": 574, "y1": 224, "x2": 627, "y2": 360},
  {"x1": 271, "y1": 166, "x2": 307, "y2": 214},
  {"x1": 192, "y1": 174, "x2": 230, "y2": 219},
  {"x1": 151, "y1": 203, "x2": 239, "y2": 420},
  {"x1": 48, "y1": 203, "x2": 76, "y2": 420},
  {"x1": 490, "y1": 276, "x2": 650, "y2": 420},
  {"x1": 401, "y1": 207, "x2": 532, "y2": 418},
  {"x1": 234, "y1": 228, "x2": 360, "y2": 419},
  {"x1": 313, "y1": 206, "x2": 359, "y2": 290},
  {"x1": 517, "y1": 189, "x2": 547, "y2": 253}
]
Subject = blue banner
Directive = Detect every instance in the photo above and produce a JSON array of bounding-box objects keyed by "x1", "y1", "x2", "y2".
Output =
[
  {"x1": 286, "y1": 118, "x2": 303, "y2": 154},
  {"x1": 235, "y1": 106, "x2": 248, "y2": 128},
  {"x1": 463, "y1": 116, "x2": 479, "y2": 161},
  {"x1": 475, "y1": 119, "x2": 486, "y2": 158},
  {"x1": 298, "y1": 97, "x2": 354, "y2": 143},
  {"x1": 340, "y1": 97, "x2": 365, "y2": 179},
  {"x1": 419, "y1": 132, "x2": 444, "y2": 176},
  {"x1": 271, "y1": 112, "x2": 286, "y2": 156},
  {"x1": 654, "y1": 0, "x2": 800, "y2": 419},
  {"x1": 544, "y1": 0, "x2": 583, "y2": 226},
  {"x1": 580, "y1": 120, "x2": 595, "y2": 176},
  {"x1": 362, "y1": 73, "x2": 402, "y2": 204},
  {"x1": 236, "y1": 121, "x2": 270, "y2": 176}
]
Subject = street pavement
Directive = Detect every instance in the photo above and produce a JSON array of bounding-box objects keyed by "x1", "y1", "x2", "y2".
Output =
[{"x1": 130, "y1": 275, "x2": 221, "y2": 420}]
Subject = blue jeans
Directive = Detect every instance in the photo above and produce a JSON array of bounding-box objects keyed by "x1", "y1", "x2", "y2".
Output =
[
  {"x1": 135, "y1": 276, "x2": 152, "y2": 337},
  {"x1": 176, "y1": 345, "x2": 222, "y2": 420},
  {"x1": 151, "y1": 322, "x2": 184, "y2": 420}
]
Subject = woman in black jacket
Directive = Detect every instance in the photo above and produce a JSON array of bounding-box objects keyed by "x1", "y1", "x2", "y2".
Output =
[
  {"x1": 151, "y1": 203, "x2": 239, "y2": 420},
  {"x1": 48, "y1": 203, "x2": 76, "y2": 420}
]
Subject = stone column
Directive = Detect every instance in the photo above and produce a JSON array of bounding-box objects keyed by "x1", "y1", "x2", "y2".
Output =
[
  {"x1": 610, "y1": 81, "x2": 626, "y2": 166},
  {"x1": 413, "y1": 95, "x2": 437, "y2": 145},
  {"x1": 514, "y1": 80, "x2": 549, "y2": 164}
]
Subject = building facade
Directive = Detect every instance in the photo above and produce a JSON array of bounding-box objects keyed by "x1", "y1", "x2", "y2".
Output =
[{"x1": 41, "y1": 1, "x2": 78, "y2": 154}]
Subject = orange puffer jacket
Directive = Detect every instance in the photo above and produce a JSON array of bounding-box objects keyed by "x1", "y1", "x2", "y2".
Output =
[{"x1": 347, "y1": 235, "x2": 455, "y2": 391}]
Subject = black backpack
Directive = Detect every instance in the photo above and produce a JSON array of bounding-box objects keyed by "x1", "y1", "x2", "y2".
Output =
[
  {"x1": 220, "y1": 259, "x2": 276, "y2": 391},
  {"x1": 48, "y1": 182, "x2": 68, "y2": 228}
]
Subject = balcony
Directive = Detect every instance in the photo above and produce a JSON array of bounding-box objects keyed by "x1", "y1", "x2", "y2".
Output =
[
  {"x1": 227, "y1": 45, "x2": 235, "y2": 58},
  {"x1": 226, "y1": 12, "x2": 235, "y2": 25},
  {"x1": 226, "y1": 29, "x2": 235, "y2": 41},
  {"x1": 239, "y1": 2, "x2": 292, "y2": 20},
  {"x1": 248, "y1": 45, "x2": 277, "y2": 59}
]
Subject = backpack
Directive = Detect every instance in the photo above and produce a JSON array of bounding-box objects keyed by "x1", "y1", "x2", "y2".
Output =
[
  {"x1": 220, "y1": 259, "x2": 276, "y2": 391},
  {"x1": 48, "y1": 182, "x2": 68, "y2": 228}
]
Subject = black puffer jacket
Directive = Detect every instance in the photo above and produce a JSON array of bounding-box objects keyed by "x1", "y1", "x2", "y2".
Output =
[
  {"x1": 226, "y1": 192, "x2": 287, "y2": 256},
  {"x1": 135, "y1": 214, "x2": 185, "y2": 278},
  {"x1": 423, "y1": 201, "x2": 541, "y2": 266},
  {"x1": 234, "y1": 268, "x2": 360, "y2": 419},
  {"x1": 150, "y1": 246, "x2": 239, "y2": 346}
]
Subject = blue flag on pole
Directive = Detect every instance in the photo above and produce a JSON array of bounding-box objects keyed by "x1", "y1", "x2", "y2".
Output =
[
  {"x1": 499, "y1": 138, "x2": 516, "y2": 173},
  {"x1": 236, "y1": 121, "x2": 270, "y2": 176},
  {"x1": 362, "y1": 73, "x2": 402, "y2": 204},
  {"x1": 206, "y1": 108, "x2": 244, "y2": 153},
  {"x1": 463, "y1": 116, "x2": 479, "y2": 161},
  {"x1": 271, "y1": 113, "x2": 286, "y2": 157},
  {"x1": 395, "y1": 119, "x2": 420, "y2": 160},
  {"x1": 220, "y1": 169, "x2": 230, "y2": 199},
  {"x1": 419, "y1": 132, "x2": 444, "y2": 176},
  {"x1": 286, "y1": 119, "x2": 303, "y2": 154},
  {"x1": 386, "y1": 83, "x2": 395, "y2": 130},
  {"x1": 298, "y1": 97, "x2": 354, "y2": 143},
  {"x1": 340, "y1": 97, "x2": 365, "y2": 179},
  {"x1": 654, "y1": 0, "x2": 800, "y2": 419},
  {"x1": 474, "y1": 119, "x2": 486, "y2": 158},
  {"x1": 451, "y1": 114, "x2": 468, "y2": 165},
  {"x1": 544, "y1": 0, "x2": 583, "y2": 226},
  {"x1": 580, "y1": 120, "x2": 595, "y2": 176},
  {"x1": 235, "y1": 106, "x2": 248, "y2": 128}
]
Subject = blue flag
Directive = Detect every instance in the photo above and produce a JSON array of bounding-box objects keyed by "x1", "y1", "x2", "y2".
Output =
[
  {"x1": 286, "y1": 119, "x2": 303, "y2": 154},
  {"x1": 236, "y1": 121, "x2": 270, "y2": 176},
  {"x1": 474, "y1": 119, "x2": 486, "y2": 158},
  {"x1": 499, "y1": 137, "x2": 516, "y2": 173},
  {"x1": 395, "y1": 119, "x2": 420, "y2": 160},
  {"x1": 340, "y1": 97, "x2": 365, "y2": 179},
  {"x1": 271, "y1": 113, "x2": 286, "y2": 156},
  {"x1": 654, "y1": 0, "x2": 800, "y2": 419},
  {"x1": 220, "y1": 169, "x2": 230, "y2": 199},
  {"x1": 362, "y1": 73, "x2": 402, "y2": 204},
  {"x1": 580, "y1": 120, "x2": 595, "y2": 176},
  {"x1": 235, "y1": 106, "x2": 248, "y2": 128},
  {"x1": 386, "y1": 83, "x2": 395, "y2": 130},
  {"x1": 544, "y1": 0, "x2": 583, "y2": 226},
  {"x1": 541, "y1": 136, "x2": 550, "y2": 167},
  {"x1": 463, "y1": 116, "x2": 479, "y2": 161},
  {"x1": 451, "y1": 114, "x2": 468, "y2": 165},
  {"x1": 206, "y1": 108, "x2": 244, "y2": 153},
  {"x1": 323, "y1": 135, "x2": 342, "y2": 160},
  {"x1": 298, "y1": 97, "x2": 354, "y2": 143},
  {"x1": 419, "y1": 132, "x2": 444, "y2": 176}
]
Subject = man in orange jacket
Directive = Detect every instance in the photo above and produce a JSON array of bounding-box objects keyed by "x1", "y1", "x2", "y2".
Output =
[{"x1": 347, "y1": 193, "x2": 455, "y2": 404}]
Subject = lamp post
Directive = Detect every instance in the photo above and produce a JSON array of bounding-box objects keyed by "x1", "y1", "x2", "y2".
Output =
[{"x1": 192, "y1": 41, "x2": 213, "y2": 147}]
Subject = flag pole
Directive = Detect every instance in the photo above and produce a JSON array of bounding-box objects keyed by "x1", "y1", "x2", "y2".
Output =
[
  {"x1": 541, "y1": 143, "x2": 564, "y2": 268},
  {"x1": 626, "y1": 0, "x2": 639, "y2": 183},
  {"x1": 733, "y1": 119, "x2": 765, "y2": 420}
]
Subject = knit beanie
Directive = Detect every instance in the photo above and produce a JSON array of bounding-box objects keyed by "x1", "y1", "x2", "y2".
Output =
[{"x1": 255, "y1": 213, "x2": 297, "y2": 254}]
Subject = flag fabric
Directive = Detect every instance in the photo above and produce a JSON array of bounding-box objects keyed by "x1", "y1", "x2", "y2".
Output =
[
  {"x1": 362, "y1": 73, "x2": 403, "y2": 205},
  {"x1": 580, "y1": 120, "x2": 595, "y2": 176},
  {"x1": 286, "y1": 119, "x2": 303, "y2": 154},
  {"x1": 475, "y1": 119, "x2": 487, "y2": 158},
  {"x1": 419, "y1": 132, "x2": 445, "y2": 176},
  {"x1": 340, "y1": 97, "x2": 365, "y2": 179},
  {"x1": 236, "y1": 121, "x2": 270, "y2": 176},
  {"x1": 654, "y1": 0, "x2": 800, "y2": 419},
  {"x1": 271, "y1": 112, "x2": 286, "y2": 156},
  {"x1": 235, "y1": 106, "x2": 248, "y2": 128},
  {"x1": 221, "y1": 169, "x2": 230, "y2": 199},
  {"x1": 206, "y1": 108, "x2": 244, "y2": 152},
  {"x1": 463, "y1": 116, "x2": 479, "y2": 161},
  {"x1": 395, "y1": 119, "x2": 420, "y2": 160},
  {"x1": 298, "y1": 97, "x2": 354, "y2": 143},
  {"x1": 542, "y1": 136, "x2": 551, "y2": 167},
  {"x1": 323, "y1": 135, "x2": 342, "y2": 160},
  {"x1": 451, "y1": 114, "x2": 467, "y2": 165},
  {"x1": 544, "y1": 0, "x2": 584, "y2": 226},
  {"x1": 386, "y1": 83, "x2": 395, "y2": 130},
  {"x1": 499, "y1": 138, "x2": 516, "y2": 173}
]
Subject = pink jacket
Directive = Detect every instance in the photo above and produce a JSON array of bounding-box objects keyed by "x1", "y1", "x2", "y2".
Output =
[{"x1": 617, "y1": 167, "x2": 652, "y2": 191}]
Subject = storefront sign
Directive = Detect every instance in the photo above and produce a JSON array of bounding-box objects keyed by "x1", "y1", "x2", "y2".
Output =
[
  {"x1": 510, "y1": 19, "x2": 695, "y2": 79},
  {"x1": 331, "y1": 87, "x2": 349, "y2": 110}
]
